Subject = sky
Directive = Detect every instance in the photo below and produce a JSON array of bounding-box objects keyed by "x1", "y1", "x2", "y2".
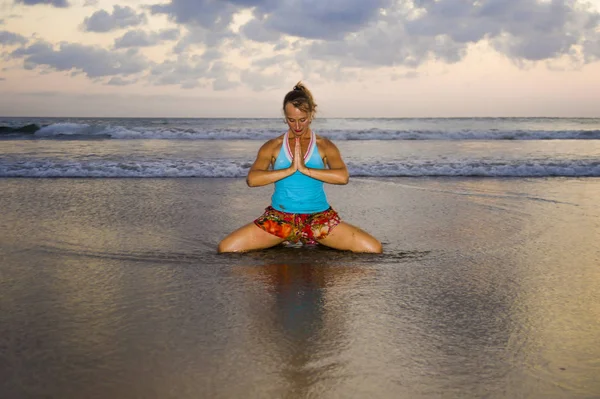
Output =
[{"x1": 1, "y1": 0, "x2": 599, "y2": 117}]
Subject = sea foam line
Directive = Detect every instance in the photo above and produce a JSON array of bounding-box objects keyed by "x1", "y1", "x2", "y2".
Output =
[
  {"x1": 1, "y1": 159, "x2": 599, "y2": 177},
  {"x1": 2, "y1": 122, "x2": 600, "y2": 140}
]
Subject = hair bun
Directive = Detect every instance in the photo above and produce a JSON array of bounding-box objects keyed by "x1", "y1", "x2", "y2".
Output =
[{"x1": 283, "y1": 81, "x2": 317, "y2": 117}]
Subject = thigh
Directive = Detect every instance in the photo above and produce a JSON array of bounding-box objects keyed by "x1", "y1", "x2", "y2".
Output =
[
  {"x1": 317, "y1": 222, "x2": 382, "y2": 253},
  {"x1": 218, "y1": 222, "x2": 285, "y2": 253}
]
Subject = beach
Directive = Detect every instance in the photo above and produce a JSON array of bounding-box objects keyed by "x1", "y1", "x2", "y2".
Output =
[
  {"x1": 2, "y1": 176, "x2": 599, "y2": 398},
  {"x1": 4, "y1": 0, "x2": 600, "y2": 394}
]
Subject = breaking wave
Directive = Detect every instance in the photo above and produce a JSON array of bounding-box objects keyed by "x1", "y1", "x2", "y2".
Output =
[{"x1": 2, "y1": 158, "x2": 599, "y2": 177}]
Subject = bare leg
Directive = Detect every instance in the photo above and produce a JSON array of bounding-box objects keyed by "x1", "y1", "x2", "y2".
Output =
[
  {"x1": 218, "y1": 223, "x2": 285, "y2": 253},
  {"x1": 317, "y1": 222, "x2": 382, "y2": 253}
]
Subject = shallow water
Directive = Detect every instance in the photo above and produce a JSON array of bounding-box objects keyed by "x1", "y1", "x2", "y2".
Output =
[
  {"x1": 1, "y1": 177, "x2": 599, "y2": 398},
  {"x1": 2, "y1": 139, "x2": 600, "y2": 177}
]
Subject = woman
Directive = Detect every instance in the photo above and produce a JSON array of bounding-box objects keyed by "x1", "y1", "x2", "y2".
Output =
[{"x1": 217, "y1": 82, "x2": 382, "y2": 253}]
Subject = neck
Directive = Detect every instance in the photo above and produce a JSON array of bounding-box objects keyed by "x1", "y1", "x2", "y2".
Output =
[{"x1": 289, "y1": 129, "x2": 311, "y2": 139}]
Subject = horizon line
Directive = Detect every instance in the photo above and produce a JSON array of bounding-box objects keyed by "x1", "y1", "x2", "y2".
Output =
[{"x1": 2, "y1": 115, "x2": 599, "y2": 119}]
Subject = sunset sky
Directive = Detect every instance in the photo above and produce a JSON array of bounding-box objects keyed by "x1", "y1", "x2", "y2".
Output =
[{"x1": 1, "y1": 0, "x2": 599, "y2": 117}]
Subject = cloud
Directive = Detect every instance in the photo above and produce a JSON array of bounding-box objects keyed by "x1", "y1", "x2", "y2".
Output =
[
  {"x1": 583, "y1": 35, "x2": 600, "y2": 62},
  {"x1": 114, "y1": 28, "x2": 180, "y2": 48},
  {"x1": 83, "y1": 5, "x2": 147, "y2": 33},
  {"x1": 11, "y1": 41, "x2": 149, "y2": 77},
  {"x1": 14, "y1": 0, "x2": 68, "y2": 7},
  {"x1": 251, "y1": 54, "x2": 290, "y2": 69},
  {"x1": 9, "y1": 0, "x2": 600, "y2": 93},
  {"x1": 405, "y1": 0, "x2": 600, "y2": 62},
  {"x1": 83, "y1": 0, "x2": 98, "y2": 6},
  {"x1": 212, "y1": 76, "x2": 239, "y2": 91},
  {"x1": 106, "y1": 76, "x2": 136, "y2": 86},
  {"x1": 171, "y1": 25, "x2": 236, "y2": 54},
  {"x1": 0, "y1": 30, "x2": 28, "y2": 46},
  {"x1": 149, "y1": 0, "x2": 237, "y2": 29},
  {"x1": 148, "y1": 54, "x2": 238, "y2": 89},
  {"x1": 258, "y1": 0, "x2": 392, "y2": 40},
  {"x1": 240, "y1": 68, "x2": 287, "y2": 91},
  {"x1": 303, "y1": 0, "x2": 600, "y2": 70},
  {"x1": 151, "y1": 0, "x2": 391, "y2": 40},
  {"x1": 392, "y1": 71, "x2": 420, "y2": 80},
  {"x1": 240, "y1": 17, "x2": 281, "y2": 43},
  {"x1": 148, "y1": 0, "x2": 600, "y2": 73}
]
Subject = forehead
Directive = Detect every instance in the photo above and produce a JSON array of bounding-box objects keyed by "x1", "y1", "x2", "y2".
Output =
[{"x1": 284, "y1": 103, "x2": 309, "y2": 119}]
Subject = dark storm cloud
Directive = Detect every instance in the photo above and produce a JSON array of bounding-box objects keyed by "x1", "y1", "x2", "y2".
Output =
[
  {"x1": 0, "y1": 30, "x2": 28, "y2": 45},
  {"x1": 14, "y1": 0, "x2": 68, "y2": 7},
  {"x1": 83, "y1": 5, "x2": 147, "y2": 33},
  {"x1": 114, "y1": 29, "x2": 180, "y2": 48},
  {"x1": 11, "y1": 41, "x2": 149, "y2": 77}
]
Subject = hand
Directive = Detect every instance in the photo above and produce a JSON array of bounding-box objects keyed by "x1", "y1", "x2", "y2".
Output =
[{"x1": 294, "y1": 137, "x2": 310, "y2": 176}]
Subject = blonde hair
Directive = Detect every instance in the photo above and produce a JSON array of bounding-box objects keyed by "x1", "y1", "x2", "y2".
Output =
[{"x1": 283, "y1": 81, "x2": 317, "y2": 117}]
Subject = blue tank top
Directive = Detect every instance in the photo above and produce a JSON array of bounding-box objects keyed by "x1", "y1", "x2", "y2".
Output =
[{"x1": 271, "y1": 131, "x2": 330, "y2": 214}]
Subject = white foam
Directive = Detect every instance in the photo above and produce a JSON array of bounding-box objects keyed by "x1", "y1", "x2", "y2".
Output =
[
  {"x1": 2, "y1": 159, "x2": 599, "y2": 177},
  {"x1": 21, "y1": 123, "x2": 600, "y2": 140},
  {"x1": 35, "y1": 123, "x2": 91, "y2": 136}
]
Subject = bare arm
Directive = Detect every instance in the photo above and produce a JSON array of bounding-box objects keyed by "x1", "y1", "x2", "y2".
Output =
[
  {"x1": 246, "y1": 139, "x2": 295, "y2": 187},
  {"x1": 296, "y1": 137, "x2": 349, "y2": 185}
]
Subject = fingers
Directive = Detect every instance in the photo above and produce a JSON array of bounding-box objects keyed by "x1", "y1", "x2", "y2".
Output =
[{"x1": 294, "y1": 138, "x2": 300, "y2": 165}]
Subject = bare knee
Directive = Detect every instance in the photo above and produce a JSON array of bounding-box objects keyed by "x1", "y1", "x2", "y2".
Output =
[
  {"x1": 217, "y1": 223, "x2": 282, "y2": 253},
  {"x1": 367, "y1": 239, "x2": 383, "y2": 253},
  {"x1": 355, "y1": 234, "x2": 383, "y2": 253},
  {"x1": 217, "y1": 235, "x2": 237, "y2": 253},
  {"x1": 217, "y1": 240, "x2": 229, "y2": 253}
]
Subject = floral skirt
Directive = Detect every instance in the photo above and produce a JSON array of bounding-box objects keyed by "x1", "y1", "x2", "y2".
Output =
[{"x1": 254, "y1": 206, "x2": 341, "y2": 244}]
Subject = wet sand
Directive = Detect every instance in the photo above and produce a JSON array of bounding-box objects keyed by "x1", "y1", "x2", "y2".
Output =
[{"x1": 1, "y1": 177, "x2": 599, "y2": 398}]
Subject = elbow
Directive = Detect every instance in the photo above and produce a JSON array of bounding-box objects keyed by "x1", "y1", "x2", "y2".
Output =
[
  {"x1": 340, "y1": 172, "x2": 349, "y2": 185},
  {"x1": 246, "y1": 174, "x2": 262, "y2": 187}
]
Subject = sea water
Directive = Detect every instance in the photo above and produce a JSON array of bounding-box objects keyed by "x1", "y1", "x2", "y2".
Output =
[{"x1": 1, "y1": 116, "x2": 600, "y2": 178}]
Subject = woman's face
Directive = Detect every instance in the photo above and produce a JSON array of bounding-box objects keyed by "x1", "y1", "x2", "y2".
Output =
[{"x1": 284, "y1": 102, "x2": 311, "y2": 137}]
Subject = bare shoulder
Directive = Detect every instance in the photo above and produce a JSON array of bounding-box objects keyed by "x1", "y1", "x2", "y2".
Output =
[
  {"x1": 315, "y1": 134, "x2": 341, "y2": 153},
  {"x1": 257, "y1": 135, "x2": 284, "y2": 157}
]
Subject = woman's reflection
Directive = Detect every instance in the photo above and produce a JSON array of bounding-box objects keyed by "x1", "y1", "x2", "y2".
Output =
[{"x1": 232, "y1": 262, "x2": 370, "y2": 396}]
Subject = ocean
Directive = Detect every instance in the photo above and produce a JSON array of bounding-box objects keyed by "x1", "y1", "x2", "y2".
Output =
[{"x1": 1, "y1": 116, "x2": 599, "y2": 178}]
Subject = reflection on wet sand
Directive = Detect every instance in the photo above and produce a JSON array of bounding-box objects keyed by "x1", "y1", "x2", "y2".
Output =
[
  {"x1": 232, "y1": 263, "x2": 371, "y2": 398},
  {"x1": 3, "y1": 178, "x2": 600, "y2": 398}
]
